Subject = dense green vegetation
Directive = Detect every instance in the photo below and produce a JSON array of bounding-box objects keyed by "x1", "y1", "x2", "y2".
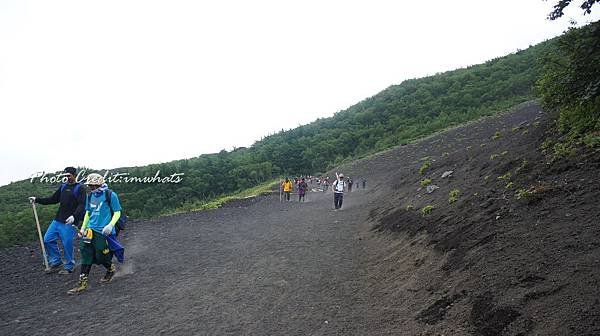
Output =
[
  {"x1": 3, "y1": 20, "x2": 595, "y2": 247},
  {"x1": 537, "y1": 20, "x2": 600, "y2": 149}
]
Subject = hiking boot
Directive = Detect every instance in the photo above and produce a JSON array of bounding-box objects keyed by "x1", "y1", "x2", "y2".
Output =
[
  {"x1": 100, "y1": 264, "x2": 116, "y2": 283},
  {"x1": 67, "y1": 275, "x2": 88, "y2": 295},
  {"x1": 45, "y1": 263, "x2": 63, "y2": 274},
  {"x1": 58, "y1": 269, "x2": 73, "y2": 275}
]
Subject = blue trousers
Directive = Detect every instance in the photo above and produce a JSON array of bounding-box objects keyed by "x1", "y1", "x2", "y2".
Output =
[{"x1": 43, "y1": 220, "x2": 76, "y2": 270}]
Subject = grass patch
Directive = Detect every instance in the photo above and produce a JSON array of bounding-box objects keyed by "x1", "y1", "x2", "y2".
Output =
[
  {"x1": 515, "y1": 188, "x2": 533, "y2": 200},
  {"x1": 540, "y1": 139, "x2": 554, "y2": 152},
  {"x1": 553, "y1": 140, "x2": 576, "y2": 159},
  {"x1": 421, "y1": 205, "x2": 435, "y2": 216},
  {"x1": 420, "y1": 178, "x2": 432, "y2": 187},
  {"x1": 497, "y1": 172, "x2": 512, "y2": 181},
  {"x1": 583, "y1": 132, "x2": 600, "y2": 148},
  {"x1": 419, "y1": 161, "x2": 431, "y2": 175},
  {"x1": 515, "y1": 159, "x2": 528, "y2": 172},
  {"x1": 168, "y1": 179, "x2": 279, "y2": 215},
  {"x1": 449, "y1": 189, "x2": 460, "y2": 203}
]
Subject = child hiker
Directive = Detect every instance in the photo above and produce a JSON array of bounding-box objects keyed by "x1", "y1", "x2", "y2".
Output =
[{"x1": 68, "y1": 173, "x2": 124, "y2": 294}]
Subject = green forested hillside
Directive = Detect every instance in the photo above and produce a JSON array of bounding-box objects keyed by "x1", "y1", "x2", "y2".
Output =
[{"x1": 0, "y1": 34, "x2": 562, "y2": 247}]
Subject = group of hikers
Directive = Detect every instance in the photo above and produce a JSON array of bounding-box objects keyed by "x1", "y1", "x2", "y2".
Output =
[
  {"x1": 281, "y1": 173, "x2": 366, "y2": 210},
  {"x1": 29, "y1": 167, "x2": 124, "y2": 295},
  {"x1": 30, "y1": 167, "x2": 362, "y2": 295}
]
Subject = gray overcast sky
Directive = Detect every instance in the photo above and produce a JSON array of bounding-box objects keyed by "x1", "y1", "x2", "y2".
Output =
[{"x1": 1, "y1": 1, "x2": 598, "y2": 186}]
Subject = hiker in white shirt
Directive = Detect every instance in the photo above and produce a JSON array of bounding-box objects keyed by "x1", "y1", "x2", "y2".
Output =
[{"x1": 332, "y1": 173, "x2": 346, "y2": 210}]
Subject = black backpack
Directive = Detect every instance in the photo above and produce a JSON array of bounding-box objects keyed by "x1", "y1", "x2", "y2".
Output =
[{"x1": 88, "y1": 189, "x2": 128, "y2": 235}]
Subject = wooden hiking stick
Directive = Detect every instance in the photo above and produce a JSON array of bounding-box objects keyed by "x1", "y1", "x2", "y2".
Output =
[{"x1": 31, "y1": 202, "x2": 50, "y2": 271}]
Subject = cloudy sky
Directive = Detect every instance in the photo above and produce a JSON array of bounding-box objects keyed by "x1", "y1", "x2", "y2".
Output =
[{"x1": 1, "y1": 0, "x2": 598, "y2": 186}]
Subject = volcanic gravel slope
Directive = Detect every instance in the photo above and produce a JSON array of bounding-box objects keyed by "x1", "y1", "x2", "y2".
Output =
[{"x1": 1, "y1": 101, "x2": 599, "y2": 335}]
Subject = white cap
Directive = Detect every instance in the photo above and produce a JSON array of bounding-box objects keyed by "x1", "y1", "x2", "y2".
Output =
[
  {"x1": 339, "y1": 173, "x2": 344, "y2": 178},
  {"x1": 85, "y1": 173, "x2": 105, "y2": 185}
]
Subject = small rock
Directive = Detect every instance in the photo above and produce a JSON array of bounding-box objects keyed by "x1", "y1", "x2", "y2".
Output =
[
  {"x1": 426, "y1": 185, "x2": 439, "y2": 194},
  {"x1": 496, "y1": 215, "x2": 501, "y2": 220},
  {"x1": 441, "y1": 171, "x2": 453, "y2": 178}
]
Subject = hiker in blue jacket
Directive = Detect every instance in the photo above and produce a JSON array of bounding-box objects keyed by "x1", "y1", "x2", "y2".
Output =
[
  {"x1": 29, "y1": 167, "x2": 85, "y2": 274},
  {"x1": 68, "y1": 173, "x2": 123, "y2": 295}
]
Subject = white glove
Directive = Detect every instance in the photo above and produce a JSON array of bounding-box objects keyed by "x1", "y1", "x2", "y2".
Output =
[
  {"x1": 65, "y1": 215, "x2": 75, "y2": 224},
  {"x1": 28, "y1": 196, "x2": 36, "y2": 203},
  {"x1": 102, "y1": 224, "x2": 114, "y2": 236},
  {"x1": 78, "y1": 227, "x2": 86, "y2": 238}
]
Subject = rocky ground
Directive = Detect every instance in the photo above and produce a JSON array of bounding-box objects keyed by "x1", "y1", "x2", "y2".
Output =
[{"x1": 1, "y1": 102, "x2": 599, "y2": 335}]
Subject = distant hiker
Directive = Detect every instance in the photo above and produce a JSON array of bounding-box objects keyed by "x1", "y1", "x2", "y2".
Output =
[
  {"x1": 28, "y1": 167, "x2": 85, "y2": 274},
  {"x1": 282, "y1": 178, "x2": 293, "y2": 202},
  {"x1": 322, "y1": 176, "x2": 330, "y2": 192},
  {"x1": 362, "y1": 178, "x2": 366, "y2": 189},
  {"x1": 348, "y1": 177, "x2": 353, "y2": 192},
  {"x1": 298, "y1": 178, "x2": 308, "y2": 202},
  {"x1": 332, "y1": 173, "x2": 346, "y2": 210},
  {"x1": 68, "y1": 173, "x2": 123, "y2": 294}
]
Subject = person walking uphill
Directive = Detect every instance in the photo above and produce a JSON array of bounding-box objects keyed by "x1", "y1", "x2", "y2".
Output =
[
  {"x1": 332, "y1": 173, "x2": 346, "y2": 210},
  {"x1": 68, "y1": 173, "x2": 123, "y2": 295},
  {"x1": 298, "y1": 177, "x2": 308, "y2": 202},
  {"x1": 29, "y1": 167, "x2": 85, "y2": 274},
  {"x1": 282, "y1": 178, "x2": 293, "y2": 202}
]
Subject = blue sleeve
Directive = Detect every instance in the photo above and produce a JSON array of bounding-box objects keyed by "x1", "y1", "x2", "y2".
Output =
[
  {"x1": 110, "y1": 192, "x2": 122, "y2": 212},
  {"x1": 86, "y1": 195, "x2": 91, "y2": 212}
]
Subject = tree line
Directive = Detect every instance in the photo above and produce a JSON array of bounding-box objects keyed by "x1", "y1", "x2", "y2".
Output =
[{"x1": 2, "y1": 17, "x2": 598, "y2": 247}]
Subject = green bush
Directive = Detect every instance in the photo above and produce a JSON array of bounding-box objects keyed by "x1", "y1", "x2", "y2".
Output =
[
  {"x1": 419, "y1": 161, "x2": 431, "y2": 175},
  {"x1": 553, "y1": 141, "x2": 576, "y2": 159},
  {"x1": 421, "y1": 205, "x2": 435, "y2": 216},
  {"x1": 538, "y1": 22, "x2": 600, "y2": 143},
  {"x1": 449, "y1": 189, "x2": 460, "y2": 203},
  {"x1": 583, "y1": 132, "x2": 600, "y2": 148}
]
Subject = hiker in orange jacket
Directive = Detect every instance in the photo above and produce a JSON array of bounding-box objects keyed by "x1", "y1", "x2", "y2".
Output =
[{"x1": 282, "y1": 178, "x2": 293, "y2": 202}]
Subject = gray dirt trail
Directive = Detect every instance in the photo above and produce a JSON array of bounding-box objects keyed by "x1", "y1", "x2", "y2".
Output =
[{"x1": 1, "y1": 188, "x2": 378, "y2": 336}]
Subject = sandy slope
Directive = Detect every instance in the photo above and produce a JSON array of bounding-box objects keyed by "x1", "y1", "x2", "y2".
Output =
[{"x1": 1, "y1": 102, "x2": 599, "y2": 335}]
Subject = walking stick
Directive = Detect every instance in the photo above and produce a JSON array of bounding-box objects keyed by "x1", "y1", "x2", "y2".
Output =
[
  {"x1": 31, "y1": 202, "x2": 50, "y2": 271},
  {"x1": 279, "y1": 180, "x2": 282, "y2": 202}
]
